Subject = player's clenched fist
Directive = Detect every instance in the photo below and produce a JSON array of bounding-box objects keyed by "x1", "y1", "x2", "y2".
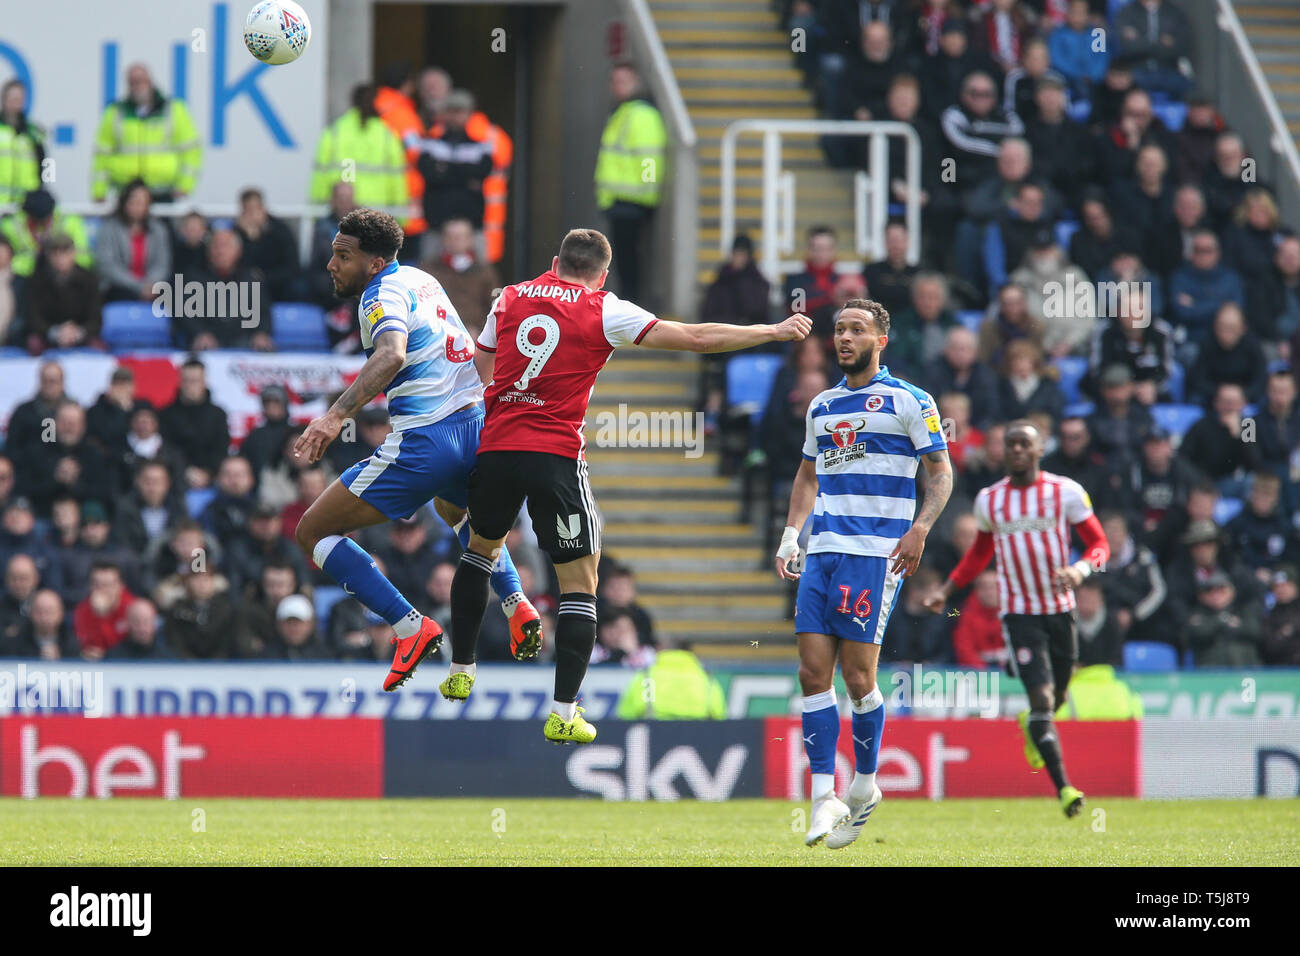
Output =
[{"x1": 775, "y1": 313, "x2": 812, "y2": 342}]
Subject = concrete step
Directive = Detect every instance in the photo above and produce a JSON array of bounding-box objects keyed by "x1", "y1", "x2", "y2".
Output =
[
  {"x1": 602, "y1": 521, "x2": 760, "y2": 545},
  {"x1": 640, "y1": 592, "x2": 786, "y2": 620},
  {"x1": 657, "y1": 618, "x2": 792, "y2": 640},
  {"x1": 609, "y1": 544, "x2": 765, "y2": 569},
  {"x1": 636, "y1": 568, "x2": 775, "y2": 594},
  {"x1": 584, "y1": 450, "x2": 721, "y2": 477},
  {"x1": 674, "y1": 66, "x2": 805, "y2": 84},
  {"x1": 659, "y1": 28, "x2": 791, "y2": 46},
  {"x1": 599, "y1": 498, "x2": 737, "y2": 522},
  {"x1": 588, "y1": 379, "x2": 694, "y2": 400},
  {"x1": 680, "y1": 88, "x2": 811, "y2": 107},
  {"x1": 652, "y1": 8, "x2": 779, "y2": 25}
]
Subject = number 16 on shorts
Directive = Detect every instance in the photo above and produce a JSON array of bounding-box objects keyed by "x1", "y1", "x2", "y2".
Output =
[{"x1": 794, "y1": 553, "x2": 901, "y2": 645}]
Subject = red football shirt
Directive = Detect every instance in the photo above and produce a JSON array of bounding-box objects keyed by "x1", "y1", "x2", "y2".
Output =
[{"x1": 475, "y1": 271, "x2": 658, "y2": 458}]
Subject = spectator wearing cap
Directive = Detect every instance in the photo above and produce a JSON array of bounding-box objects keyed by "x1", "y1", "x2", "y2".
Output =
[
  {"x1": 0, "y1": 499, "x2": 62, "y2": 597},
  {"x1": 201, "y1": 455, "x2": 256, "y2": 551},
  {"x1": 889, "y1": 272, "x2": 955, "y2": 377},
  {"x1": 158, "y1": 358, "x2": 231, "y2": 486},
  {"x1": 861, "y1": 221, "x2": 918, "y2": 321},
  {"x1": 422, "y1": 217, "x2": 500, "y2": 342},
  {"x1": 1074, "y1": 579, "x2": 1124, "y2": 667},
  {"x1": 940, "y1": 72, "x2": 1026, "y2": 197},
  {"x1": 106, "y1": 598, "x2": 172, "y2": 660},
  {"x1": 73, "y1": 561, "x2": 135, "y2": 658},
  {"x1": 327, "y1": 402, "x2": 388, "y2": 474},
  {"x1": 114, "y1": 459, "x2": 188, "y2": 556},
  {"x1": 1165, "y1": 519, "x2": 1259, "y2": 625},
  {"x1": 1002, "y1": 39, "x2": 1058, "y2": 125},
  {"x1": 25, "y1": 400, "x2": 113, "y2": 517},
  {"x1": 1084, "y1": 364, "x2": 1154, "y2": 470},
  {"x1": 1048, "y1": 0, "x2": 1109, "y2": 100},
  {"x1": 1024, "y1": 69, "x2": 1097, "y2": 212},
  {"x1": 415, "y1": 89, "x2": 494, "y2": 261},
  {"x1": 997, "y1": 339, "x2": 1065, "y2": 422},
  {"x1": 1187, "y1": 303, "x2": 1267, "y2": 407},
  {"x1": 1167, "y1": 95, "x2": 1219, "y2": 181},
  {"x1": 1186, "y1": 572, "x2": 1264, "y2": 668},
  {"x1": 0, "y1": 189, "x2": 92, "y2": 279},
  {"x1": 116, "y1": 403, "x2": 188, "y2": 496},
  {"x1": 235, "y1": 559, "x2": 310, "y2": 658},
  {"x1": 3, "y1": 588, "x2": 76, "y2": 660},
  {"x1": 24, "y1": 231, "x2": 101, "y2": 353},
  {"x1": 1086, "y1": 287, "x2": 1174, "y2": 402},
  {"x1": 1179, "y1": 382, "x2": 1260, "y2": 486},
  {"x1": 163, "y1": 565, "x2": 237, "y2": 659},
  {"x1": 1253, "y1": 235, "x2": 1300, "y2": 343},
  {"x1": 700, "y1": 234, "x2": 773, "y2": 426},
  {"x1": 922, "y1": 326, "x2": 1003, "y2": 429},
  {"x1": 1264, "y1": 565, "x2": 1300, "y2": 666},
  {"x1": 1224, "y1": 471, "x2": 1300, "y2": 574},
  {"x1": 1069, "y1": 192, "x2": 1143, "y2": 282},
  {"x1": 783, "y1": 226, "x2": 841, "y2": 340},
  {"x1": 977, "y1": 282, "x2": 1045, "y2": 368},
  {"x1": 0, "y1": 553, "x2": 41, "y2": 650},
  {"x1": 241, "y1": 384, "x2": 294, "y2": 480},
  {"x1": 148, "y1": 520, "x2": 226, "y2": 612},
  {"x1": 1096, "y1": 510, "x2": 1167, "y2": 644},
  {"x1": 95, "y1": 178, "x2": 172, "y2": 304},
  {"x1": 1168, "y1": 229, "x2": 1244, "y2": 354},
  {"x1": 85, "y1": 366, "x2": 137, "y2": 463},
  {"x1": 266, "y1": 593, "x2": 327, "y2": 660},
  {"x1": 224, "y1": 500, "x2": 310, "y2": 598},
  {"x1": 6, "y1": 360, "x2": 69, "y2": 465},
  {"x1": 1123, "y1": 425, "x2": 1200, "y2": 537},
  {"x1": 1256, "y1": 369, "x2": 1300, "y2": 475},
  {"x1": 69, "y1": 499, "x2": 142, "y2": 599},
  {"x1": 1010, "y1": 232, "x2": 1094, "y2": 358}
]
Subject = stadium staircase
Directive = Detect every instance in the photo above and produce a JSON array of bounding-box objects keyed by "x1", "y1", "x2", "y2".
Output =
[
  {"x1": 583, "y1": 0, "x2": 864, "y2": 654},
  {"x1": 1237, "y1": 1, "x2": 1300, "y2": 139}
]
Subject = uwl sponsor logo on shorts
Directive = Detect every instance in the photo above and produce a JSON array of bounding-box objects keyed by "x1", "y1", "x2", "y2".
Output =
[
  {"x1": 152, "y1": 274, "x2": 263, "y2": 328},
  {"x1": 49, "y1": 886, "x2": 151, "y2": 936},
  {"x1": 1043, "y1": 277, "x2": 1152, "y2": 324},
  {"x1": 889, "y1": 664, "x2": 1000, "y2": 718},
  {"x1": 0, "y1": 664, "x2": 105, "y2": 717},
  {"x1": 591, "y1": 403, "x2": 705, "y2": 459}
]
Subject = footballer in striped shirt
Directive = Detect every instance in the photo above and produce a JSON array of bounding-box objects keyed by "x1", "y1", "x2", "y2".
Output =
[
  {"x1": 924, "y1": 419, "x2": 1111, "y2": 818},
  {"x1": 775, "y1": 298, "x2": 954, "y2": 849}
]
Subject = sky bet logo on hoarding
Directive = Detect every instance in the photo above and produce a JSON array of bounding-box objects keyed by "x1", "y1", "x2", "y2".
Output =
[{"x1": 0, "y1": 2, "x2": 296, "y2": 149}]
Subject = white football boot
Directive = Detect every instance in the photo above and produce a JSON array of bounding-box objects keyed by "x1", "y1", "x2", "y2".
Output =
[
  {"x1": 804, "y1": 793, "x2": 851, "y2": 846},
  {"x1": 825, "y1": 785, "x2": 883, "y2": 850}
]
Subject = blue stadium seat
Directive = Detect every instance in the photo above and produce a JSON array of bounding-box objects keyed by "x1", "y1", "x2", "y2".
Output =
[
  {"x1": 1166, "y1": 360, "x2": 1184, "y2": 402},
  {"x1": 1182, "y1": 649, "x2": 1195, "y2": 669},
  {"x1": 1242, "y1": 403, "x2": 1258, "y2": 419},
  {"x1": 101, "y1": 301, "x2": 172, "y2": 349},
  {"x1": 955, "y1": 309, "x2": 984, "y2": 332},
  {"x1": 1064, "y1": 401, "x2": 1095, "y2": 418},
  {"x1": 1067, "y1": 99, "x2": 1092, "y2": 123},
  {"x1": 1213, "y1": 497, "x2": 1244, "y2": 526},
  {"x1": 0, "y1": 347, "x2": 26, "y2": 358},
  {"x1": 1123, "y1": 641, "x2": 1178, "y2": 672},
  {"x1": 1150, "y1": 403, "x2": 1203, "y2": 439},
  {"x1": 314, "y1": 586, "x2": 350, "y2": 627},
  {"x1": 271, "y1": 302, "x2": 329, "y2": 351},
  {"x1": 1108, "y1": 0, "x2": 1130, "y2": 24},
  {"x1": 1055, "y1": 220, "x2": 1080, "y2": 252},
  {"x1": 185, "y1": 487, "x2": 217, "y2": 519},
  {"x1": 1052, "y1": 355, "x2": 1089, "y2": 404},
  {"x1": 726, "y1": 354, "x2": 784, "y2": 425},
  {"x1": 1152, "y1": 102, "x2": 1187, "y2": 132}
]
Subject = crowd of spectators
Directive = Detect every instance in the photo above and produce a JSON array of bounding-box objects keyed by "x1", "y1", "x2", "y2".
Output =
[{"x1": 702, "y1": 0, "x2": 1300, "y2": 667}]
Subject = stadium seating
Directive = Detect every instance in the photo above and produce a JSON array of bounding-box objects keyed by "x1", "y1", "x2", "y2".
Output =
[
  {"x1": 313, "y1": 586, "x2": 350, "y2": 628},
  {"x1": 1150, "y1": 403, "x2": 1204, "y2": 439},
  {"x1": 1166, "y1": 360, "x2": 1185, "y2": 402},
  {"x1": 1063, "y1": 401, "x2": 1095, "y2": 418},
  {"x1": 1053, "y1": 356, "x2": 1089, "y2": 404},
  {"x1": 100, "y1": 302, "x2": 173, "y2": 350},
  {"x1": 0, "y1": 347, "x2": 26, "y2": 358},
  {"x1": 1152, "y1": 101, "x2": 1187, "y2": 132},
  {"x1": 185, "y1": 487, "x2": 218, "y2": 520},
  {"x1": 955, "y1": 310, "x2": 983, "y2": 332},
  {"x1": 1055, "y1": 220, "x2": 1080, "y2": 252},
  {"x1": 271, "y1": 303, "x2": 330, "y2": 352},
  {"x1": 1067, "y1": 99, "x2": 1092, "y2": 123},
  {"x1": 1123, "y1": 641, "x2": 1179, "y2": 672},
  {"x1": 1214, "y1": 497, "x2": 1244, "y2": 525},
  {"x1": 725, "y1": 354, "x2": 783, "y2": 426}
]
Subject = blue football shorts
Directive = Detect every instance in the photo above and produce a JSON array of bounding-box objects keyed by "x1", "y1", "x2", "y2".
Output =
[{"x1": 793, "y1": 552, "x2": 904, "y2": 645}]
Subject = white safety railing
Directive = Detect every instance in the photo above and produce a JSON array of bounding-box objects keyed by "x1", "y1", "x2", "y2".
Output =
[
  {"x1": 719, "y1": 119, "x2": 922, "y2": 290},
  {"x1": 1215, "y1": 0, "x2": 1300, "y2": 209}
]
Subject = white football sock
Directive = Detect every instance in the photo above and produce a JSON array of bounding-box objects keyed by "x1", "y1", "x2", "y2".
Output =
[
  {"x1": 393, "y1": 609, "x2": 423, "y2": 639},
  {"x1": 450, "y1": 662, "x2": 476, "y2": 677},
  {"x1": 552, "y1": 699, "x2": 577, "y2": 721},
  {"x1": 849, "y1": 772, "x2": 876, "y2": 801},
  {"x1": 851, "y1": 687, "x2": 884, "y2": 713},
  {"x1": 501, "y1": 591, "x2": 526, "y2": 613},
  {"x1": 811, "y1": 773, "x2": 836, "y2": 802}
]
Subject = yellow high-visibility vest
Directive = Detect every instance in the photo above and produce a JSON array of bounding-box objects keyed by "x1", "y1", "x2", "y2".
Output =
[
  {"x1": 91, "y1": 96, "x2": 202, "y2": 200},
  {"x1": 595, "y1": 99, "x2": 667, "y2": 211}
]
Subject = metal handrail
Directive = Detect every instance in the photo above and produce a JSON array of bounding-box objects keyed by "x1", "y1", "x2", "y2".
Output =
[
  {"x1": 625, "y1": 0, "x2": 697, "y2": 150},
  {"x1": 719, "y1": 119, "x2": 921, "y2": 288}
]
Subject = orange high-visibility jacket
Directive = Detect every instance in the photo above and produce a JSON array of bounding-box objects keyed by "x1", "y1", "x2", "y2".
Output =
[
  {"x1": 465, "y1": 111, "x2": 512, "y2": 263},
  {"x1": 375, "y1": 86, "x2": 427, "y2": 234}
]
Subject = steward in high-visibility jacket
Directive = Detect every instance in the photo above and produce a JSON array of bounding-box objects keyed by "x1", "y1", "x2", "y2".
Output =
[
  {"x1": 465, "y1": 110, "x2": 512, "y2": 264},
  {"x1": 91, "y1": 86, "x2": 202, "y2": 201},
  {"x1": 594, "y1": 94, "x2": 667, "y2": 212},
  {"x1": 0, "y1": 190, "x2": 92, "y2": 277},
  {"x1": 310, "y1": 86, "x2": 409, "y2": 208},
  {"x1": 617, "y1": 649, "x2": 728, "y2": 720},
  {"x1": 1055, "y1": 664, "x2": 1145, "y2": 720},
  {"x1": 0, "y1": 92, "x2": 45, "y2": 208},
  {"x1": 375, "y1": 84, "x2": 427, "y2": 236}
]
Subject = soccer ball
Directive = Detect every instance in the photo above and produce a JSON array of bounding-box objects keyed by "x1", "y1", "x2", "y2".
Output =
[{"x1": 243, "y1": 1, "x2": 312, "y2": 65}]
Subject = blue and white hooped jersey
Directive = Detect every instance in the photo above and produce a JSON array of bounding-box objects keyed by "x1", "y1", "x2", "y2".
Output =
[
  {"x1": 801, "y1": 366, "x2": 947, "y2": 558},
  {"x1": 359, "y1": 262, "x2": 483, "y2": 431}
]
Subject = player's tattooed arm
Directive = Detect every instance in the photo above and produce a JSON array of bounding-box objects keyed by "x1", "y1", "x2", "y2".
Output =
[
  {"x1": 330, "y1": 331, "x2": 407, "y2": 421},
  {"x1": 913, "y1": 449, "x2": 954, "y2": 534}
]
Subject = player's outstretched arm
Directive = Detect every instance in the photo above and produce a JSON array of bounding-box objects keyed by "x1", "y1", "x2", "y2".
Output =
[
  {"x1": 891, "y1": 449, "x2": 953, "y2": 577},
  {"x1": 639, "y1": 313, "x2": 811, "y2": 354},
  {"x1": 775, "y1": 458, "x2": 818, "y2": 581},
  {"x1": 293, "y1": 330, "x2": 407, "y2": 464}
]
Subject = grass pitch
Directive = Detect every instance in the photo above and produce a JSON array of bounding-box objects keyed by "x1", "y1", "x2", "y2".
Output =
[{"x1": 1, "y1": 797, "x2": 1296, "y2": 866}]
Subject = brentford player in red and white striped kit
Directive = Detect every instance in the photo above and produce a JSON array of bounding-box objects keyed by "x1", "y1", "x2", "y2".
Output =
[{"x1": 924, "y1": 420, "x2": 1110, "y2": 817}]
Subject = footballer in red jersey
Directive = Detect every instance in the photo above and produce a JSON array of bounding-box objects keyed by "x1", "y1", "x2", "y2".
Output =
[{"x1": 440, "y1": 227, "x2": 812, "y2": 743}]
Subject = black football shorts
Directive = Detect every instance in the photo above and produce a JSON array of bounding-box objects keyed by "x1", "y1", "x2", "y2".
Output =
[
  {"x1": 467, "y1": 450, "x2": 602, "y2": 562},
  {"x1": 1002, "y1": 612, "x2": 1078, "y2": 692}
]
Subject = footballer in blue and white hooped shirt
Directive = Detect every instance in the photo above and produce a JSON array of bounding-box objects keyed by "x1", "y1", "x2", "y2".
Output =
[{"x1": 773, "y1": 298, "x2": 954, "y2": 849}]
